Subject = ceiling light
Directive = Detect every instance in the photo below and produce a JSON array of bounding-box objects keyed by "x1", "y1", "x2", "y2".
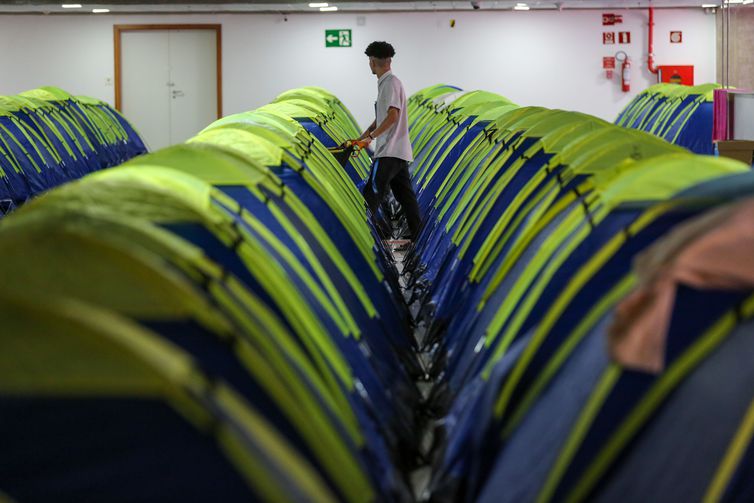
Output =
[
  {"x1": 309, "y1": 2, "x2": 328, "y2": 6},
  {"x1": 514, "y1": 3, "x2": 530, "y2": 9},
  {"x1": 92, "y1": 8, "x2": 110, "y2": 12},
  {"x1": 701, "y1": 2, "x2": 719, "y2": 6},
  {"x1": 743, "y1": 0, "x2": 753, "y2": 4},
  {"x1": 61, "y1": 3, "x2": 82, "y2": 8},
  {"x1": 320, "y1": 5, "x2": 338, "y2": 10}
]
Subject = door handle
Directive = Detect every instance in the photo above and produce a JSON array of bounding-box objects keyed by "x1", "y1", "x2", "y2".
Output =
[{"x1": 171, "y1": 90, "x2": 185, "y2": 98}]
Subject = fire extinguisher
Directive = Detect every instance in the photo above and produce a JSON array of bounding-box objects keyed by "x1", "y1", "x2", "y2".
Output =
[{"x1": 621, "y1": 57, "x2": 631, "y2": 93}]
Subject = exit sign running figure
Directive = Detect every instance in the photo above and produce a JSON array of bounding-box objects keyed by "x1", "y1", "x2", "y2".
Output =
[{"x1": 326, "y1": 29, "x2": 352, "y2": 47}]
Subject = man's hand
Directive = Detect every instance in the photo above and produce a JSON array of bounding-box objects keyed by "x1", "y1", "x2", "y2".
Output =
[{"x1": 344, "y1": 138, "x2": 371, "y2": 151}]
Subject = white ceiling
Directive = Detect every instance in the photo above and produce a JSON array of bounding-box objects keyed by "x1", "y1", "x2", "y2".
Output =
[{"x1": 0, "y1": 0, "x2": 746, "y2": 13}]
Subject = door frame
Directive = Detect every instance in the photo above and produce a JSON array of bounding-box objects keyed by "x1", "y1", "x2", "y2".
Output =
[{"x1": 114, "y1": 24, "x2": 222, "y2": 119}]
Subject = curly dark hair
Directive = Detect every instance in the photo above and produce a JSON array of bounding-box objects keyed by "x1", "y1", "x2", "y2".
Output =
[{"x1": 365, "y1": 41, "x2": 395, "y2": 59}]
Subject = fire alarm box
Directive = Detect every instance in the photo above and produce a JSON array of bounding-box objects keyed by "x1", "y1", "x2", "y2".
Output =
[{"x1": 658, "y1": 65, "x2": 694, "y2": 86}]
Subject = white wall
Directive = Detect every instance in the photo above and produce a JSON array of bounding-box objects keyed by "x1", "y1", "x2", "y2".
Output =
[{"x1": 0, "y1": 8, "x2": 716, "y2": 130}]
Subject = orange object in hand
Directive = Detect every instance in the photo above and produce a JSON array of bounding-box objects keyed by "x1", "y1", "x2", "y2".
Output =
[
  {"x1": 346, "y1": 139, "x2": 370, "y2": 149},
  {"x1": 345, "y1": 139, "x2": 371, "y2": 157}
]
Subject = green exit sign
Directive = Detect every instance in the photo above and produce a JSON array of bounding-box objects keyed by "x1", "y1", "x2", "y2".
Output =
[{"x1": 325, "y1": 29, "x2": 352, "y2": 48}]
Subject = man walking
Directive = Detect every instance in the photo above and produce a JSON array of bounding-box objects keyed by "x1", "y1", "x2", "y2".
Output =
[{"x1": 358, "y1": 41, "x2": 422, "y2": 241}]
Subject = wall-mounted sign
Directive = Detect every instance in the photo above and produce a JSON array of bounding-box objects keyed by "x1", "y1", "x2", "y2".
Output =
[
  {"x1": 602, "y1": 13, "x2": 623, "y2": 25},
  {"x1": 325, "y1": 29, "x2": 352, "y2": 47},
  {"x1": 603, "y1": 56, "x2": 616, "y2": 69},
  {"x1": 603, "y1": 32, "x2": 616, "y2": 45},
  {"x1": 619, "y1": 31, "x2": 631, "y2": 44},
  {"x1": 670, "y1": 31, "x2": 683, "y2": 43}
]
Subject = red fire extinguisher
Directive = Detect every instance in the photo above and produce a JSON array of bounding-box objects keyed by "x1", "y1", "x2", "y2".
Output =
[{"x1": 621, "y1": 57, "x2": 631, "y2": 93}]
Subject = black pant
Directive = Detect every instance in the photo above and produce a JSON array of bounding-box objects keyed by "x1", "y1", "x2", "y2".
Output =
[{"x1": 363, "y1": 156, "x2": 422, "y2": 239}]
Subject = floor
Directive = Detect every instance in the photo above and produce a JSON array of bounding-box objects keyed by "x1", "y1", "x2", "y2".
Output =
[{"x1": 387, "y1": 239, "x2": 435, "y2": 501}]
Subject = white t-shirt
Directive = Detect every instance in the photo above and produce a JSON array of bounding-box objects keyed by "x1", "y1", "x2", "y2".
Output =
[{"x1": 374, "y1": 71, "x2": 413, "y2": 162}]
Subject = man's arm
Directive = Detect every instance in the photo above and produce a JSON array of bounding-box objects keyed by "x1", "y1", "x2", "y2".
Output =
[
  {"x1": 358, "y1": 120, "x2": 377, "y2": 140},
  {"x1": 364, "y1": 107, "x2": 399, "y2": 143}
]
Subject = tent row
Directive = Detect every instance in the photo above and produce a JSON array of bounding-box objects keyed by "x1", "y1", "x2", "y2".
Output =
[
  {"x1": 0, "y1": 86, "x2": 147, "y2": 216},
  {"x1": 0, "y1": 87, "x2": 420, "y2": 502},
  {"x1": 403, "y1": 84, "x2": 754, "y2": 502},
  {"x1": 615, "y1": 82, "x2": 719, "y2": 155}
]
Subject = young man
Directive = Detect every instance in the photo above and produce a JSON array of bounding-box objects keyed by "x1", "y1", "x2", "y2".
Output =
[{"x1": 358, "y1": 41, "x2": 422, "y2": 241}]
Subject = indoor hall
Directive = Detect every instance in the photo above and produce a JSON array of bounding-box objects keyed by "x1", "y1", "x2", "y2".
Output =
[{"x1": 1, "y1": 1, "x2": 754, "y2": 501}]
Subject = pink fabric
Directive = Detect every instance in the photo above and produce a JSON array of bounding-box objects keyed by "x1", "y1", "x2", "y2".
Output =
[
  {"x1": 609, "y1": 199, "x2": 754, "y2": 373},
  {"x1": 713, "y1": 89, "x2": 754, "y2": 142},
  {"x1": 713, "y1": 89, "x2": 729, "y2": 142}
]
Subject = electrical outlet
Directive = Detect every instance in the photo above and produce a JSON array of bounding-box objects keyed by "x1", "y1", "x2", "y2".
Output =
[{"x1": 105, "y1": 77, "x2": 113, "y2": 87}]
